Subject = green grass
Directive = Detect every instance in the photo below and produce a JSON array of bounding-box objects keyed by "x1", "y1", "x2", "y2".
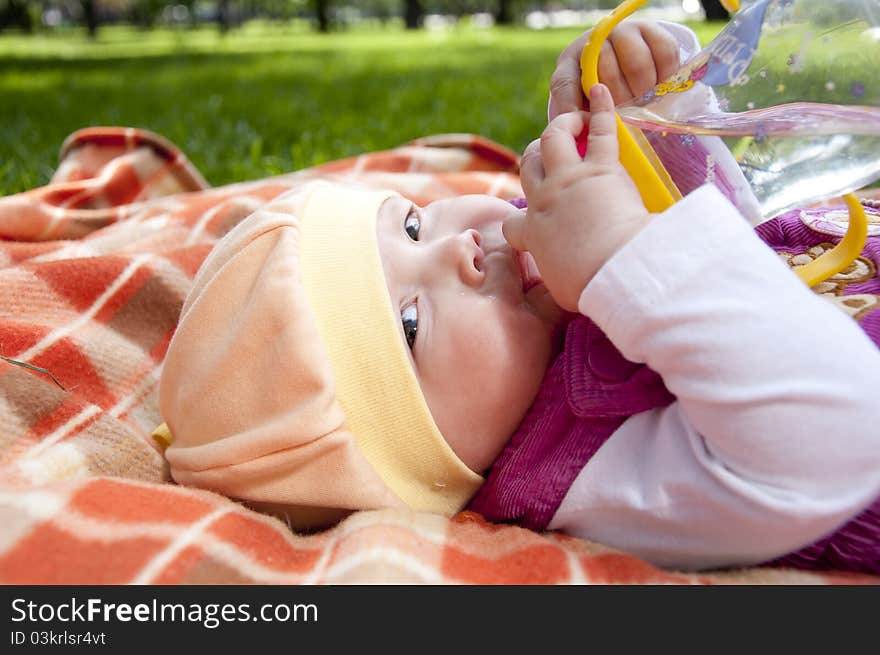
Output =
[{"x1": 0, "y1": 20, "x2": 724, "y2": 196}]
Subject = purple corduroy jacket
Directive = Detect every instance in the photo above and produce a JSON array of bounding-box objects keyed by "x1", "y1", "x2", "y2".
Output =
[{"x1": 468, "y1": 203, "x2": 880, "y2": 574}]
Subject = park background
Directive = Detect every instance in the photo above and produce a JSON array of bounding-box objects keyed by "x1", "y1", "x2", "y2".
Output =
[{"x1": 0, "y1": 0, "x2": 728, "y2": 196}]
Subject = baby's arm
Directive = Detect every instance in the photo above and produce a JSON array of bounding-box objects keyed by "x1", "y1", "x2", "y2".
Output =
[
  {"x1": 508, "y1": 88, "x2": 880, "y2": 571},
  {"x1": 554, "y1": 184, "x2": 880, "y2": 571}
]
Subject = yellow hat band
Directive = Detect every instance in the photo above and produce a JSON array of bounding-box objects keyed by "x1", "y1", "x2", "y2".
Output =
[{"x1": 298, "y1": 184, "x2": 483, "y2": 514}]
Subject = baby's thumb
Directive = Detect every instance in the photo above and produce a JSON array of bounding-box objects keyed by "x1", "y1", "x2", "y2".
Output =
[{"x1": 502, "y1": 210, "x2": 528, "y2": 250}]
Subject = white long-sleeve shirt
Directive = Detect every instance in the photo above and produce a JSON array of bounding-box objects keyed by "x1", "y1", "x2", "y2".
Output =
[{"x1": 548, "y1": 184, "x2": 880, "y2": 571}]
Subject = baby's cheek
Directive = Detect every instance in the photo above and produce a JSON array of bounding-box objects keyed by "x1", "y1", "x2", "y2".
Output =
[
  {"x1": 482, "y1": 328, "x2": 537, "y2": 394},
  {"x1": 456, "y1": 301, "x2": 548, "y2": 395}
]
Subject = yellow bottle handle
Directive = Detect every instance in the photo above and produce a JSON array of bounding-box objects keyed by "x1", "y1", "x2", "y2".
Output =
[
  {"x1": 793, "y1": 195, "x2": 869, "y2": 287},
  {"x1": 579, "y1": 0, "x2": 867, "y2": 287},
  {"x1": 579, "y1": 0, "x2": 680, "y2": 213}
]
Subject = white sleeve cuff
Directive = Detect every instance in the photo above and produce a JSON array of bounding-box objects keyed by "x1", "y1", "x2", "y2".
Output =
[{"x1": 577, "y1": 183, "x2": 760, "y2": 352}]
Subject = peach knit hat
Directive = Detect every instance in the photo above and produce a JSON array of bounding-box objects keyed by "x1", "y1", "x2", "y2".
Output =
[{"x1": 158, "y1": 181, "x2": 483, "y2": 529}]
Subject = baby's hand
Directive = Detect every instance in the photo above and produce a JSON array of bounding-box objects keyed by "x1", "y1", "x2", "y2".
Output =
[
  {"x1": 504, "y1": 84, "x2": 650, "y2": 313},
  {"x1": 549, "y1": 19, "x2": 680, "y2": 120}
]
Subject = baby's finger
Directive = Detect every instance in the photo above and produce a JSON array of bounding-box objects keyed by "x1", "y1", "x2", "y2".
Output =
[
  {"x1": 638, "y1": 21, "x2": 681, "y2": 85},
  {"x1": 584, "y1": 84, "x2": 619, "y2": 165},
  {"x1": 609, "y1": 24, "x2": 657, "y2": 99},
  {"x1": 519, "y1": 138, "x2": 544, "y2": 197},
  {"x1": 501, "y1": 210, "x2": 528, "y2": 251},
  {"x1": 549, "y1": 33, "x2": 591, "y2": 120},
  {"x1": 540, "y1": 111, "x2": 589, "y2": 173},
  {"x1": 597, "y1": 41, "x2": 631, "y2": 105}
]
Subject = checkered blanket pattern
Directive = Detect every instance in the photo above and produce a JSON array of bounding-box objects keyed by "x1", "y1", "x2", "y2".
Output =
[{"x1": 1, "y1": 127, "x2": 876, "y2": 584}]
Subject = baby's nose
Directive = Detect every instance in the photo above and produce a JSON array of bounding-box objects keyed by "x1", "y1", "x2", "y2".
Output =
[{"x1": 456, "y1": 229, "x2": 485, "y2": 287}]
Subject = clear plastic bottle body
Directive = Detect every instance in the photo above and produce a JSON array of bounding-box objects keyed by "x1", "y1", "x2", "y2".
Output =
[{"x1": 617, "y1": 0, "x2": 880, "y2": 221}]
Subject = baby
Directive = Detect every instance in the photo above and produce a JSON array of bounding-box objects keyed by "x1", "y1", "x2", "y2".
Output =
[{"x1": 157, "y1": 21, "x2": 880, "y2": 573}]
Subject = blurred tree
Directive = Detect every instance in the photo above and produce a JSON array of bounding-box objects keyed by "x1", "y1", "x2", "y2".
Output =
[
  {"x1": 131, "y1": 0, "x2": 165, "y2": 26},
  {"x1": 700, "y1": 0, "x2": 730, "y2": 20},
  {"x1": 81, "y1": 0, "x2": 98, "y2": 37},
  {"x1": 0, "y1": 0, "x2": 34, "y2": 31},
  {"x1": 495, "y1": 0, "x2": 512, "y2": 25},
  {"x1": 313, "y1": 0, "x2": 329, "y2": 30},
  {"x1": 495, "y1": 0, "x2": 513, "y2": 25},
  {"x1": 403, "y1": 0, "x2": 421, "y2": 28},
  {"x1": 217, "y1": 0, "x2": 230, "y2": 31}
]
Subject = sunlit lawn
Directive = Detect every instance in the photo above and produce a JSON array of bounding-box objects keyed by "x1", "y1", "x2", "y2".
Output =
[{"x1": 0, "y1": 19, "x2": 724, "y2": 195}]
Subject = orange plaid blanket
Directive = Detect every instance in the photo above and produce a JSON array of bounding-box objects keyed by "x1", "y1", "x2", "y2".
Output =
[{"x1": 1, "y1": 128, "x2": 876, "y2": 585}]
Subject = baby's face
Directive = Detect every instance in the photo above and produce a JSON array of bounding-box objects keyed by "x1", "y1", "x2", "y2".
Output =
[{"x1": 376, "y1": 194, "x2": 566, "y2": 473}]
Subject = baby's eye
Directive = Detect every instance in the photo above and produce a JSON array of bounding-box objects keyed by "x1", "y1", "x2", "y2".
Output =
[
  {"x1": 404, "y1": 206, "x2": 421, "y2": 241},
  {"x1": 401, "y1": 303, "x2": 418, "y2": 350}
]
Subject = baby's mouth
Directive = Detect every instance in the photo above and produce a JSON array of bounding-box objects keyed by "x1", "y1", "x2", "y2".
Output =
[{"x1": 516, "y1": 250, "x2": 543, "y2": 293}]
